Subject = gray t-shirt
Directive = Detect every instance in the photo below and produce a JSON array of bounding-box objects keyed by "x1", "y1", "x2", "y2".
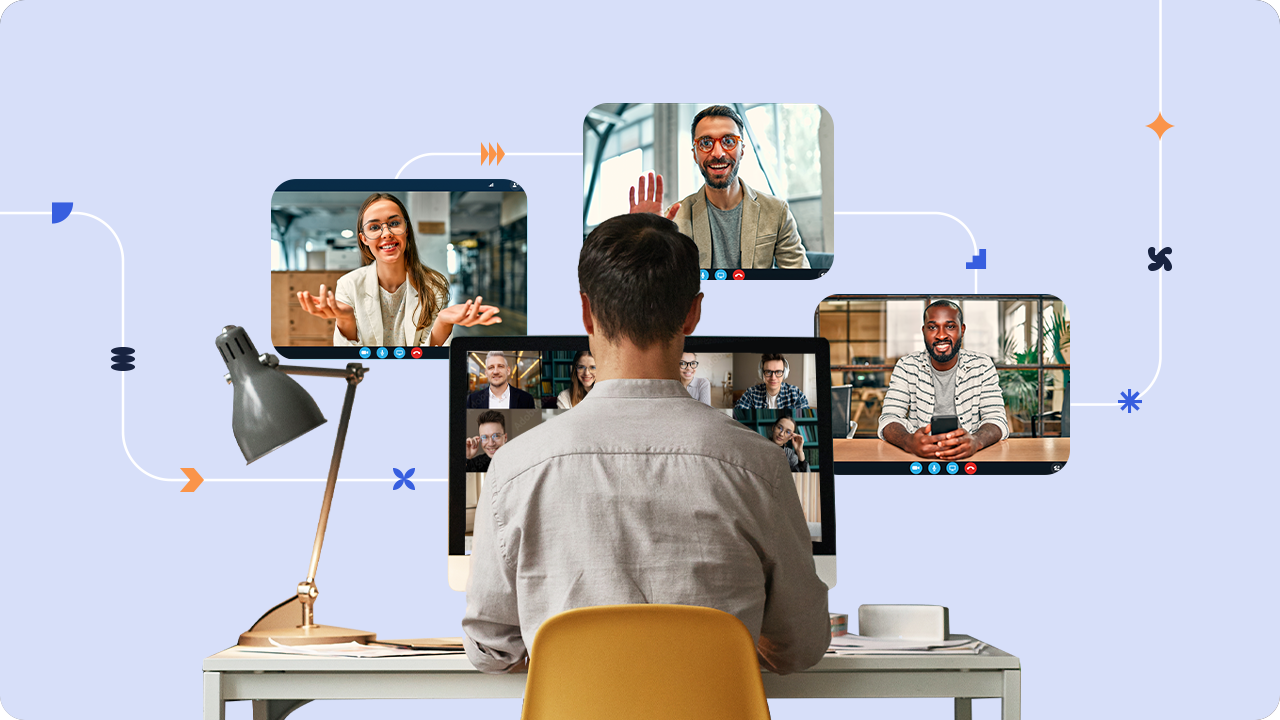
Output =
[
  {"x1": 379, "y1": 281, "x2": 409, "y2": 346},
  {"x1": 931, "y1": 363, "x2": 958, "y2": 418},
  {"x1": 707, "y1": 200, "x2": 743, "y2": 269}
]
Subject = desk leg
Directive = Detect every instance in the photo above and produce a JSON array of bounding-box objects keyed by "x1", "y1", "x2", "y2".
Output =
[
  {"x1": 1002, "y1": 670, "x2": 1021, "y2": 720},
  {"x1": 203, "y1": 672, "x2": 224, "y2": 720},
  {"x1": 954, "y1": 697, "x2": 972, "y2": 720},
  {"x1": 252, "y1": 699, "x2": 312, "y2": 720}
]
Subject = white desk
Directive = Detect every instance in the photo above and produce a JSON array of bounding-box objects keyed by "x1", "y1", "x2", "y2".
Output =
[{"x1": 203, "y1": 635, "x2": 1020, "y2": 720}]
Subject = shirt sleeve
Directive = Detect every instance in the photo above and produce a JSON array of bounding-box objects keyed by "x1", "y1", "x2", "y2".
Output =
[
  {"x1": 422, "y1": 284, "x2": 452, "y2": 347},
  {"x1": 771, "y1": 206, "x2": 811, "y2": 270},
  {"x1": 331, "y1": 271, "x2": 361, "y2": 346},
  {"x1": 878, "y1": 357, "x2": 918, "y2": 439},
  {"x1": 755, "y1": 459, "x2": 830, "y2": 674},
  {"x1": 462, "y1": 465, "x2": 527, "y2": 673},
  {"x1": 695, "y1": 378, "x2": 712, "y2": 405},
  {"x1": 975, "y1": 356, "x2": 1010, "y2": 440}
]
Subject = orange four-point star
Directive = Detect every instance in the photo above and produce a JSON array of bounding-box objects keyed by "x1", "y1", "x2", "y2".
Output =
[{"x1": 1147, "y1": 113, "x2": 1173, "y2": 139}]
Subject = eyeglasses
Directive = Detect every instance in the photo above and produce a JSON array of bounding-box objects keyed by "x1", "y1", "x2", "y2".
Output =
[
  {"x1": 774, "y1": 427, "x2": 794, "y2": 437},
  {"x1": 576, "y1": 364, "x2": 596, "y2": 373},
  {"x1": 362, "y1": 219, "x2": 407, "y2": 239},
  {"x1": 763, "y1": 369, "x2": 786, "y2": 378},
  {"x1": 693, "y1": 134, "x2": 742, "y2": 153},
  {"x1": 479, "y1": 433, "x2": 506, "y2": 443},
  {"x1": 679, "y1": 361, "x2": 699, "y2": 369}
]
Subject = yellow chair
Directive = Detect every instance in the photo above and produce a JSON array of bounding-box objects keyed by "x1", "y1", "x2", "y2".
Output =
[{"x1": 520, "y1": 604, "x2": 771, "y2": 720}]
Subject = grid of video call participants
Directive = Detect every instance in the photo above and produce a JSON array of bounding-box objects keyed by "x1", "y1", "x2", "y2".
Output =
[{"x1": 460, "y1": 350, "x2": 824, "y2": 550}]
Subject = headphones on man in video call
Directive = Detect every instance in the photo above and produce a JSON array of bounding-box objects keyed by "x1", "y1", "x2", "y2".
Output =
[{"x1": 757, "y1": 356, "x2": 790, "y2": 381}]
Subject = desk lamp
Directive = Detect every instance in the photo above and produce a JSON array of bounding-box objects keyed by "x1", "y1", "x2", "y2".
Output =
[{"x1": 216, "y1": 325, "x2": 377, "y2": 647}]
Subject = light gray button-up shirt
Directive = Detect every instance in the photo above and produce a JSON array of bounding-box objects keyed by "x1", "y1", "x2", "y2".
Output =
[{"x1": 462, "y1": 379, "x2": 830, "y2": 675}]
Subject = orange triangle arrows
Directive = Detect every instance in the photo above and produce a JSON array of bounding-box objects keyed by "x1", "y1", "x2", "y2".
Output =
[{"x1": 480, "y1": 142, "x2": 505, "y2": 165}]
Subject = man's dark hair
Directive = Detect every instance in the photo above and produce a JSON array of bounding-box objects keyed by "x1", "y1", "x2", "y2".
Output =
[
  {"x1": 477, "y1": 409, "x2": 505, "y2": 431},
  {"x1": 580, "y1": 214, "x2": 700, "y2": 350},
  {"x1": 690, "y1": 105, "x2": 745, "y2": 140},
  {"x1": 923, "y1": 299, "x2": 964, "y2": 326},
  {"x1": 761, "y1": 353, "x2": 787, "y2": 366}
]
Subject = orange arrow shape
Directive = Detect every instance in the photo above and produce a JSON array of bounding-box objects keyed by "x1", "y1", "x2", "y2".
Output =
[
  {"x1": 488, "y1": 143, "x2": 496, "y2": 165},
  {"x1": 480, "y1": 143, "x2": 488, "y2": 165},
  {"x1": 495, "y1": 143, "x2": 505, "y2": 165},
  {"x1": 180, "y1": 468, "x2": 204, "y2": 492}
]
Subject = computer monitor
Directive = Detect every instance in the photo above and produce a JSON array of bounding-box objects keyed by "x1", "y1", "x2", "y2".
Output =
[{"x1": 448, "y1": 336, "x2": 837, "y2": 590}]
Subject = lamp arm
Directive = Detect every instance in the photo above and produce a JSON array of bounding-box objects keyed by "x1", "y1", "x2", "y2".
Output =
[{"x1": 286, "y1": 362, "x2": 366, "y2": 628}]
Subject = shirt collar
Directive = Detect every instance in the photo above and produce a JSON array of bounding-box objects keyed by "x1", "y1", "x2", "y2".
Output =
[{"x1": 489, "y1": 384, "x2": 511, "y2": 401}]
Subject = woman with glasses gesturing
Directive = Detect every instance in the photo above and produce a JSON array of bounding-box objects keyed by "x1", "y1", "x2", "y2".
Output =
[
  {"x1": 679, "y1": 352, "x2": 711, "y2": 405},
  {"x1": 770, "y1": 415, "x2": 809, "y2": 472},
  {"x1": 556, "y1": 350, "x2": 596, "y2": 409},
  {"x1": 296, "y1": 193, "x2": 501, "y2": 346}
]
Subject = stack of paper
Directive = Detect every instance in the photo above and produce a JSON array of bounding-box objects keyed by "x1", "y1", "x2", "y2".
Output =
[
  {"x1": 826, "y1": 635, "x2": 985, "y2": 656},
  {"x1": 235, "y1": 640, "x2": 463, "y2": 658}
]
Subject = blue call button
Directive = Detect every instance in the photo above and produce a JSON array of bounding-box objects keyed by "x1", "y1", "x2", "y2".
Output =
[
  {"x1": 376, "y1": 347, "x2": 389, "y2": 359},
  {"x1": 946, "y1": 462, "x2": 959, "y2": 475},
  {"x1": 714, "y1": 269, "x2": 727, "y2": 280},
  {"x1": 700, "y1": 269, "x2": 709, "y2": 280},
  {"x1": 393, "y1": 347, "x2": 406, "y2": 359},
  {"x1": 909, "y1": 462, "x2": 922, "y2": 475},
  {"x1": 927, "y1": 462, "x2": 941, "y2": 475},
  {"x1": 359, "y1": 347, "x2": 372, "y2": 359}
]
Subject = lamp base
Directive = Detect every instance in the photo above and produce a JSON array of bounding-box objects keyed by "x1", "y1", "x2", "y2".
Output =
[{"x1": 239, "y1": 624, "x2": 377, "y2": 647}]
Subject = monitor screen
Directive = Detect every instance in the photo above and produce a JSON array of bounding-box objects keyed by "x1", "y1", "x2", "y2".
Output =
[
  {"x1": 270, "y1": 179, "x2": 528, "y2": 360},
  {"x1": 448, "y1": 336, "x2": 836, "y2": 590},
  {"x1": 817, "y1": 294, "x2": 1072, "y2": 475},
  {"x1": 582, "y1": 104, "x2": 834, "y2": 280}
]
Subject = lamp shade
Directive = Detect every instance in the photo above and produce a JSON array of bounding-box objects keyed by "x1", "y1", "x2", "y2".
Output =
[{"x1": 217, "y1": 325, "x2": 327, "y2": 463}]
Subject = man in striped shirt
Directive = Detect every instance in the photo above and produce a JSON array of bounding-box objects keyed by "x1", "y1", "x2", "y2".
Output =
[{"x1": 878, "y1": 300, "x2": 1009, "y2": 460}]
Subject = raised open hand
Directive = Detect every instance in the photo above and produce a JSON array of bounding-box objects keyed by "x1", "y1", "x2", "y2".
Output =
[{"x1": 628, "y1": 172, "x2": 681, "y2": 220}]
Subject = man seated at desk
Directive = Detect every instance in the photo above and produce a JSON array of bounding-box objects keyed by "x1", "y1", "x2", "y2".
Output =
[
  {"x1": 463, "y1": 214, "x2": 829, "y2": 676},
  {"x1": 878, "y1": 300, "x2": 1009, "y2": 460}
]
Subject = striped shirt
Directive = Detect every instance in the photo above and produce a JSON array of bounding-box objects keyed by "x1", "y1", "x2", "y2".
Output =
[{"x1": 877, "y1": 350, "x2": 1009, "y2": 440}]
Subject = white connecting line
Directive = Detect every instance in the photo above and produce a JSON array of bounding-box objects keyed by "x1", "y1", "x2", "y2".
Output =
[
  {"x1": 2, "y1": 209, "x2": 389, "y2": 483},
  {"x1": 833, "y1": 211, "x2": 981, "y2": 293},
  {"x1": 395, "y1": 151, "x2": 581, "y2": 179},
  {"x1": 1072, "y1": 0, "x2": 1166, "y2": 408}
]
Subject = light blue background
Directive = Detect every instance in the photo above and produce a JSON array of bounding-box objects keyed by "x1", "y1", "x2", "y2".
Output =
[{"x1": 1, "y1": 2, "x2": 1276, "y2": 719}]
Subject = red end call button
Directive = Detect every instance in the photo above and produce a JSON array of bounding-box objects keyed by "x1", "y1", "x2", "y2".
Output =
[
  {"x1": 732, "y1": 269, "x2": 745, "y2": 280},
  {"x1": 410, "y1": 347, "x2": 423, "y2": 359},
  {"x1": 964, "y1": 462, "x2": 977, "y2": 475}
]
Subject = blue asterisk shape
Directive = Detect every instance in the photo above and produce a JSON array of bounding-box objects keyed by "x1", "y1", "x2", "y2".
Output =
[
  {"x1": 393, "y1": 467, "x2": 416, "y2": 490},
  {"x1": 1118, "y1": 389, "x2": 1142, "y2": 413}
]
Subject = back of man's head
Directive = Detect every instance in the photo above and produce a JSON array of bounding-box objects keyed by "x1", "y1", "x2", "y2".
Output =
[{"x1": 579, "y1": 213, "x2": 700, "y2": 350}]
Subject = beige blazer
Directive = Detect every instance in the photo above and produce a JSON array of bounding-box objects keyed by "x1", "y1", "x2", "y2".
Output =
[
  {"x1": 673, "y1": 179, "x2": 810, "y2": 270},
  {"x1": 331, "y1": 264, "x2": 451, "y2": 347}
]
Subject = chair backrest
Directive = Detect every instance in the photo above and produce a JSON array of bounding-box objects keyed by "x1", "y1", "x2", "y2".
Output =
[
  {"x1": 521, "y1": 604, "x2": 771, "y2": 720},
  {"x1": 831, "y1": 384, "x2": 853, "y2": 439}
]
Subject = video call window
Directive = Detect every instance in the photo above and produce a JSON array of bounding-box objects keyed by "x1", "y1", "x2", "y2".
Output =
[
  {"x1": 816, "y1": 295, "x2": 1070, "y2": 475},
  {"x1": 582, "y1": 104, "x2": 834, "y2": 279},
  {"x1": 270, "y1": 180, "x2": 528, "y2": 360},
  {"x1": 460, "y1": 349, "x2": 826, "y2": 549}
]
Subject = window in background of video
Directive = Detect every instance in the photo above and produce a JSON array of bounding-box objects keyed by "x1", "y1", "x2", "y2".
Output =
[
  {"x1": 583, "y1": 104, "x2": 834, "y2": 276},
  {"x1": 270, "y1": 183, "x2": 527, "y2": 359},
  {"x1": 817, "y1": 296, "x2": 1070, "y2": 440}
]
